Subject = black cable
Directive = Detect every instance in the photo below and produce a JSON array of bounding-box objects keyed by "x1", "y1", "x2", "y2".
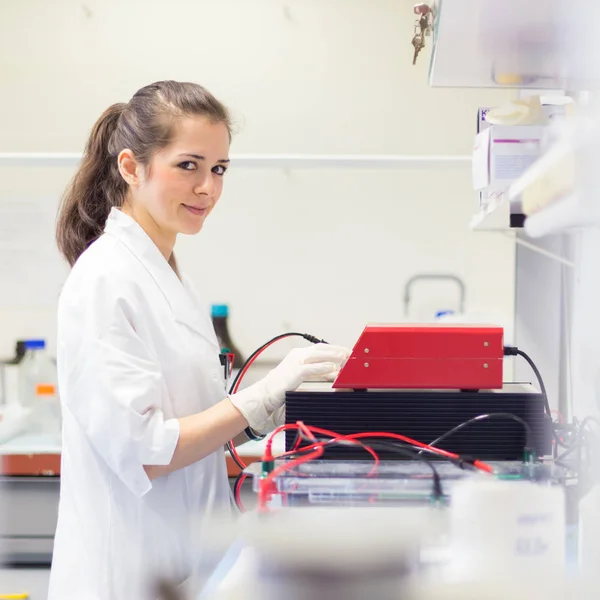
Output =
[
  {"x1": 228, "y1": 332, "x2": 327, "y2": 395},
  {"x1": 421, "y1": 412, "x2": 535, "y2": 456},
  {"x1": 233, "y1": 471, "x2": 247, "y2": 512},
  {"x1": 227, "y1": 331, "x2": 327, "y2": 451},
  {"x1": 504, "y1": 346, "x2": 551, "y2": 418},
  {"x1": 351, "y1": 439, "x2": 444, "y2": 499},
  {"x1": 226, "y1": 440, "x2": 246, "y2": 471},
  {"x1": 294, "y1": 430, "x2": 376, "y2": 463}
]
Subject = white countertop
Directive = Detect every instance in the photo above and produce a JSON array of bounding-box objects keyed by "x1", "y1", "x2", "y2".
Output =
[
  {"x1": 0, "y1": 431, "x2": 287, "y2": 458},
  {"x1": 0, "y1": 432, "x2": 61, "y2": 455}
]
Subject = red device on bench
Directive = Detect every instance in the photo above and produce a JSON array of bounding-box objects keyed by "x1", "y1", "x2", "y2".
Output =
[{"x1": 332, "y1": 323, "x2": 504, "y2": 390}]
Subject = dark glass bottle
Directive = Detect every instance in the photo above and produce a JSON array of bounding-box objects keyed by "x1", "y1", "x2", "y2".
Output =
[
  {"x1": 211, "y1": 304, "x2": 245, "y2": 369},
  {"x1": 5, "y1": 340, "x2": 26, "y2": 365}
]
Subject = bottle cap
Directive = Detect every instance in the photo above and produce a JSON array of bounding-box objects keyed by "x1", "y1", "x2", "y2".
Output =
[
  {"x1": 435, "y1": 310, "x2": 455, "y2": 319},
  {"x1": 25, "y1": 339, "x2": 46, "y2": 350},
  {"x1": 211, "y1": 304, "x2": 229, "y2": 318}
]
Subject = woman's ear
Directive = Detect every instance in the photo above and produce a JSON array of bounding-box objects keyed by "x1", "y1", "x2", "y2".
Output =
[{"x1": 117, "y1": 149, "x2": 140, "y2": 186}]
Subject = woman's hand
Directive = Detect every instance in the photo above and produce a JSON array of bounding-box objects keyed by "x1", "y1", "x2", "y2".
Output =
[{"x1": 229, "y1": 343, "x2": 351, "y2": 432}]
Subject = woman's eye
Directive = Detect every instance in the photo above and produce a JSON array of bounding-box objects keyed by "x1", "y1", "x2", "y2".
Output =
[
  {"x1": 178, "y1": 161, "x2": 196, "y2": 171},
  {"x1": 212, "y1": 165, "x2": 228, "y2": 176}
]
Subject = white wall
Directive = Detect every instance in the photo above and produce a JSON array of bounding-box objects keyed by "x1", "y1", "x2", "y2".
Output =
[
  {"x1": 514, "y1": 234, "x2": 570, "y2": 413},
  {"x1": 0, "y1": 0, "x2": 515, "y2": 360},
  {"x1": 570, "y1": 229, "x2": 600, "y2": 420}
]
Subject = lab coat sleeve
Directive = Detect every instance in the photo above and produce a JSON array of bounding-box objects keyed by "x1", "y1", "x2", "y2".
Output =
[{"x1": 60, "y1": 291, "x2": 180, "y2": 498}]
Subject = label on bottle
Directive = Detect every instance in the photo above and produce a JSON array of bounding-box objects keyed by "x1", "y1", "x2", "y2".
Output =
[{"x1": 36, "y1": 384, "x2": 56, "y2": 396}]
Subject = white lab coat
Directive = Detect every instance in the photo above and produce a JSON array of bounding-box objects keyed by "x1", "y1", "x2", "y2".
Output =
[{"x1": 48, "y1": 208, "x2": 231, "y2": 600}]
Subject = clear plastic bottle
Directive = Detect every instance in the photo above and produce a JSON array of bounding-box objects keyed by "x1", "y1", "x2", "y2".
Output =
[
  {"x1": 18, "y1": 339, "x2": 60, "y2": 436},
  {"x1": 34, "y1": 383, "x2": 62, "y2": 440}
]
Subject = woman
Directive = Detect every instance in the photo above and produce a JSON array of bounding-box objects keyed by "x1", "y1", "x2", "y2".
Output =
[{"x1": 49, "y1": 80, "x2": 349, "y2": 599}]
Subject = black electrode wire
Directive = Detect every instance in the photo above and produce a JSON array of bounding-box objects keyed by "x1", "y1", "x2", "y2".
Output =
[
  {"x1": 516, "y1": 348, "x2": 552, "y2": 418},
  {"x1": 349, "y1": 439, "x2": 444, "y2": 499},
  {"x1": 232, "y1": 471, "x2": 248, "y2": 513},
  {"x1": 228, "y1": 332, "x2": 326, "y2": 396},
  {"x1": 504, "y1": 346, "x2": 551, "y2": 418},
  {"x1": 419, "y1": 412, "x2": 535, "y2": 456},
  {"x1": 226, "y1": 441, "x2": 246, "y2": 471}
]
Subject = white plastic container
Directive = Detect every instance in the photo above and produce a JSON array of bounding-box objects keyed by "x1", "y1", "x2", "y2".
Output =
[{"x1": 447, "y1": 479, "x2": 565, "y2": 583}]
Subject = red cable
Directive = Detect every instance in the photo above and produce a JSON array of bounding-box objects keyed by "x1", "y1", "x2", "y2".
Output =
[
  {"x1": 227, "y1": 340, "x2": 282, "y2": 470},
  {"x1": 346, "y1": 431, "x2": 494, "y2": 474},
  {"x1": 257, "y1": 423, "x2": 495, "y2": 510},
  {"x1": 234, "y1": 473, "x2": 247, "y2": 512},
  {"x1": 258, "y1": 423, "x2": 382, "y2": 508},
  {"x1": 275, "y1": 434, "x2": 380, "y2": 465},
  {"x1": 259, "y1": 445, "x2": 325, "y2": 511}
]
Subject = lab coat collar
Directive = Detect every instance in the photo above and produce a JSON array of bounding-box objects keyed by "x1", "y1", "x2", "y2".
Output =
[{"x1": 104, "y1": 208, "x2": 216, "y2": 346}]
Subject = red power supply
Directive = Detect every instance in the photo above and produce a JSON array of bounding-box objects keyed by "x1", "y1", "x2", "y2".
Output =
[{"x1": 332, "y1": 323, "x2": 504, "y2": 390}]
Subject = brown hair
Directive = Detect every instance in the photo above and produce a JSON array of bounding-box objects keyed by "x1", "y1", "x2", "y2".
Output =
[{"x1": 56, "y1": 81, "x2": 232, "y2": 266}]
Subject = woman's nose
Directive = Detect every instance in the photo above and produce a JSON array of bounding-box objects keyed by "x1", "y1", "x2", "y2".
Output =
[{"x1": 193, "y1": 173, "x2": 213, "y2": 196}]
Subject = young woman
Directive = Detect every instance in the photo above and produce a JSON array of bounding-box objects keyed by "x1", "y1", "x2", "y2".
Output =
[{"x1": 49, "y1": 80, "x2": 349, "y2": 599}]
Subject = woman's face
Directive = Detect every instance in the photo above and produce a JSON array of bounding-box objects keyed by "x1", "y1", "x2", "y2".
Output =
[{"x1": 122, "y1": 115, "x2": 230, "y2": 254}]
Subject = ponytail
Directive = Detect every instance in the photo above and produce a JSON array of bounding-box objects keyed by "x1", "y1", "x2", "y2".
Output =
[{"x1": 56, "y1": 103, "x2": 127, "y2": 267}]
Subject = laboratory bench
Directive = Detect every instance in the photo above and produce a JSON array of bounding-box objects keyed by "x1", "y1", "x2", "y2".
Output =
[
  {"x1": 0, "y1": 431, "x2": 284, "y2": 476},
  {"x1": 0, "y1": 431, "x2": 284, "y2": 566}
]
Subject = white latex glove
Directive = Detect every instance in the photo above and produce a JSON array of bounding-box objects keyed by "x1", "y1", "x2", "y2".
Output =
[{"x1": 229, "y1": 343, "x2": 351, "y2": 432}]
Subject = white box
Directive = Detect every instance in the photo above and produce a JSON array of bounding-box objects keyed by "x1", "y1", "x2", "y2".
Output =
[{"x1": 472, "y1": 125, "x2": 545, "y2": 193}]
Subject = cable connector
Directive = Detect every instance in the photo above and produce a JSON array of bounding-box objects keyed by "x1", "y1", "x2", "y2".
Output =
[
  {"x1": 456, "y1": 455, "x2": 477, "y2": 470},
  {"x1": 523, "y1": 447, "x2": 537, "y2": 464},
  {"x1": 503, "y1": 345, "x2": 519, "y2": 356},
  {"x1": 261, "y1": 459, "x2": 275, "y2": 477},
  {"x1": 457, "y1": 456, "x2": 495, "y2": 474},
  {"x1": 303, "y1": 334, "x2": 328, "y2": 344},
  {"x1": 261, "y1": 439, "x2": 276, "y2": 477}
]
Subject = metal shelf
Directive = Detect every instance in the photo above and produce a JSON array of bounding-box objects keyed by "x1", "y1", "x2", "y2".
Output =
[
  {"x1": 470, "y1": 196, "x2": 523, "y2": 231},
  {"x1": 0, "y1": 152, "x2": 471, "y2": 169}
]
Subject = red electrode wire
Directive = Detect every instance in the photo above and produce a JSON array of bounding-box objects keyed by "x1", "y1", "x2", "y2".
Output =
[
  {"x1": 234, "y1": 473, "x2": 247, "y2": 512},
  {"x1": 258, "y1": 423, "x2": 386, "y2": 510},
  {"x1": 346, "y1": 431, "x2": 494, "y2": 474},
  {"x1": 257, "y1": 423, "x2": 495, "y2": 509},
  {"x1": 227, "y1": 339, "x2": 282, "y2": 471}
]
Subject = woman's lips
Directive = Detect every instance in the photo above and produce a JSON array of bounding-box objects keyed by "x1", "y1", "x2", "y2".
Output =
[{"x1": 182, "y1": 204, "x2": 208, "y2": 216}]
